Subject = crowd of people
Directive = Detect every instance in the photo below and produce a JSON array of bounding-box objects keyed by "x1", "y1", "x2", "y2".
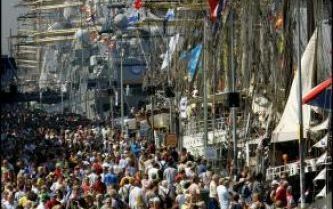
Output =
[{"x1": 1, "y1": 105, "x2": 299, "y2": 209}]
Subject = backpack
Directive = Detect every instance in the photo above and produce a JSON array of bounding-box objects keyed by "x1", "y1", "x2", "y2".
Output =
[
  {"x1": 164, "y1": 189, "x2": 173, "y2": 208},
  {"x1": 115, "y1": 197, "x2": 127, "y2": 209},
  {"x1": 241, "y1": 185, "x2": 251, "y2": 198},
  {"x1": 120, "y1": 185, "x2": 132, "y2": 203}
]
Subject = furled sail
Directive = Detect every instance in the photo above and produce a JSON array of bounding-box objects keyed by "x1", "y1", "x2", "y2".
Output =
[{"x1": 271, "y1": 29, "x2": 317, "y2": 143}]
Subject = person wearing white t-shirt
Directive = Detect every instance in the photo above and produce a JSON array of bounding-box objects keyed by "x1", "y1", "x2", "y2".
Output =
[
  {"x1": 2, "y1": 192, "x2": 16, "y2": 209},
  {"x1": 217, "y1": 178, "x2": 230, "y2": 209},
  {"x1": 148, "y1": 163, "x2": 160, "y2": 181},
  {"x1": 88, "y1": 169, "x2": 98, "y2": 185},
  {"x1": 128, "y1": 184, "x2": 144, "y2": 209},
  {"x1": 119, "y1": 155, "x2": 128, "y2": 170},
  {"x1": 209, "y1": 174, "x2": 220, "y2": 209}
]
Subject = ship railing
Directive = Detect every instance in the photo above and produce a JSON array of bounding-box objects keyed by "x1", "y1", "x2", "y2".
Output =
[
  {"x1": 266, "y1": 158, "x2": 317, "y2": 180},
  {"x1": 184, "y1": 117, "x2": 228, "y2": 136}
]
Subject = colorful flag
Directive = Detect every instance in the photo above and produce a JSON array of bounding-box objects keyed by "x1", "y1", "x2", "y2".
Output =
[{"x1": 302, "y1": 77, "x2": 332, "y2": 109}]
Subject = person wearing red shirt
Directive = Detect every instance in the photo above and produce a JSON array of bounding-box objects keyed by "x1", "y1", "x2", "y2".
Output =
[
  {"x1": 45, "y1": 190, "x2": 63, "y2": 209},
  {"x1": 275, "y1": 181, "x2": 288, "y2": 207},
  {"x1": 81, "y1": 177, "x2": 91, "y2": 194},
  {"x1": 92, "y1": 160, "x2": 103, "y2": 175},
  {"x1": 286, "y1": 186, "x2": 296, "y2": 209},
  {"x1": 54, "y1": 165, "x2": 62, "y2": 179},
  {"x1": 92, "y1": 175, "x2": 106, "y2": 194}
]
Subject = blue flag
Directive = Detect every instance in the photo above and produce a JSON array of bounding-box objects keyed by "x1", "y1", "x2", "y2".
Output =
[
  {"x1": 187, "y1": 44, "x2": 203, "y2": 82},
  {"x1": 308, "y1": 89, "x2": 332, "y2": 110}
]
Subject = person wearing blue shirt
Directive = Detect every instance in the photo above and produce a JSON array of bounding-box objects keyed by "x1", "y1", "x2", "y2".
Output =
[
  {"x1": 103, "y1": 167, "x2": 118, "y2": 187},
  {"x1": 130, "y1": 141, "x2": 141, "y2": 158},
  {"x1": 197, "y1": 159, "x2": 207, "y2": 175},
  {"x1": 217, "y1": 178, "x2": 230, "y2": 209}
]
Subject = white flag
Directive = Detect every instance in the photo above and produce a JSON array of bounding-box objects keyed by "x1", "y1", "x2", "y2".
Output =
[{"x1": 161, "y1": 33, "x2": 180, "y2": 71}]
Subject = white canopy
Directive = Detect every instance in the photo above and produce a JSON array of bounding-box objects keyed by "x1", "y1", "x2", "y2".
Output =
[
  {"x1": 316, "y1": 152, "x2": 327, "y2": 164},
  {"x1": 272, "y1": 30, "x2": 317, "y2": 143},
  {"x1": 314, "y1": 168, "x2": 326, "y2": 181},
  {"x1": 316, "y1": 186, "x2": 326, "y2": 198},
  {"x1": 313, "y1": 134, "x2": 328, "y2": 148}
]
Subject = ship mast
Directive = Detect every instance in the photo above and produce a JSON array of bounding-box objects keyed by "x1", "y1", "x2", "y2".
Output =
[{"x1": 297, "y1": 0, "x2": 305, "y2": 207}]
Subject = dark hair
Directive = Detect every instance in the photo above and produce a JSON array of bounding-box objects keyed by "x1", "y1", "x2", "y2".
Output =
[
  {"x1": 255, "y1": 173, "x2": 263, "y2": 181},
  {"x1": 233, "y1": 193, "x2": 240, "y2": 201}
]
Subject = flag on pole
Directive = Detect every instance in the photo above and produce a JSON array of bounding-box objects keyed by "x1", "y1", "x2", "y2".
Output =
[
  {"x1": 161, "y1": 34, "x2": 180, "y2": 71},
  {"x1": 187, "y1": 44, "x2": 203, "y2": 82},
  {"x1": 302, "y1": 77, "x2": 332, "y2": 109}
]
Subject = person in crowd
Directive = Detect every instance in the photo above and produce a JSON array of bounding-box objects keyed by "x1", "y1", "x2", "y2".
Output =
[
  {"x1": 2, "y1": 192, "x2": 17, "y2": 209},
  {"x1": 208, "y1": 174, "x2": 219, "y2": 209},
  {"x1": 229, "y1": 193, "x2": 243, "y2": 209},
  {"x1": 217, "y1": 178, "x2": 230, "y2": 209},
  {"x1": 275, "y1": 181, "x2": 288, "y2": 207},
  {"x1": 249, "y1": 193, "x2": 266, "y2": 209},
  {"x1": 286, "y1": 186, "x2": 296, "y2": 209}
]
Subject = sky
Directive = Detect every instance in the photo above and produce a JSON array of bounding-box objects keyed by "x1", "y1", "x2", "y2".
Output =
[{"x1": 1, "y1": 0, "x2": 24, "y2": 55}]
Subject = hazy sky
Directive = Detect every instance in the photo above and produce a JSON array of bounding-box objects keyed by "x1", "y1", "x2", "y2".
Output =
[{"x1": 1, "y1": 0, "x2": 24, "y2": 55}]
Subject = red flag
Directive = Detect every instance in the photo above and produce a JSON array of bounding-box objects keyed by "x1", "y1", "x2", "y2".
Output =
[
  {"x1": 208, "y1": 0, "x2": 219, "y2": 21},
  {"x1": 134, "y1": 0, "x2": 142, "y2": 10}
]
